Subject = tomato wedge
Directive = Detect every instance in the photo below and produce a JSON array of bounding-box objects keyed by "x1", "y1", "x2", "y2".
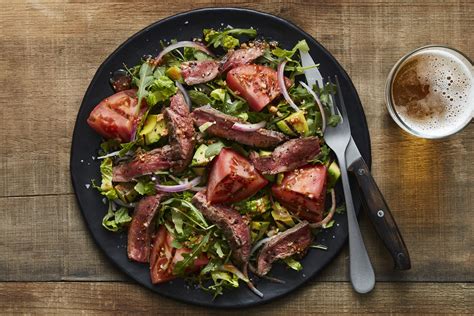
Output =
[
  {"x1": 87, "y1": 89, "x2": 145, "y2": 142},
  {"x1": 150, "y1": 226, "x2": 208, "y2": 284},
  {"x1": 272, "y1": 164, "x2": 328, "y2": 223},
  {"x1": 226, "y1": 64, "x2": 292, "y2": 112},
  {"x1": 207, "y1": 148, "x2": 268, "y2": 204},
  {"x1": 150, "y1": 226, "x2": 175, "y2": 284}
]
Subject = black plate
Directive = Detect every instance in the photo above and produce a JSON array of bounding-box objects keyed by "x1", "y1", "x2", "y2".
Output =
[{"x1": 70, "y1": 7, "x2": 371, "y2": 308}]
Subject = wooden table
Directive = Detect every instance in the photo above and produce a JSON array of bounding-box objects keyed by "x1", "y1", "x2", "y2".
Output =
[{"x1": 1, "y1": 1, "x2": 473, "y2": 314}]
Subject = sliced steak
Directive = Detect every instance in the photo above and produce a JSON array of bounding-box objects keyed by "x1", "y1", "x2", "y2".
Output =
[
  {"x1": 163, "y1": 92, "x2": 195, "y2": 171},
  {"x1": 256, "y1": 221, "x2": 313, "y2": 275},
  {"x1": 113, "y1": 93, "x2": 195, "y2": 181},
  {"x1": 180, "y1": 60, "x2": 219, "y2": 85},
  {"x1": 219, "y1": 42, "x2": 267, "y2": 73},
  {"x1": 128, "y1": 193, "x2": 166, "y2": 263},
  {"x1": 191, "y1": 191, "x2": 251, "y2": 266},
  {"x1": 112, "y1": 145, "x2": 179, "y2": 182},
  {"x1": 191, "y1": 105, "x2": 288, "y2": 148},
  {"x1": 250, "y1": 137, "x2": 321, "y2": 174}
]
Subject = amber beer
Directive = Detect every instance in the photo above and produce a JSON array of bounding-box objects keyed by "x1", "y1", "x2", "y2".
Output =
[{"x1": 386, "y1": 46, "x2": 473, "y2": 138}]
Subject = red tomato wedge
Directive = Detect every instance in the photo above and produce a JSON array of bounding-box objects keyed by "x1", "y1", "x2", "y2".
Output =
[
  {"x1": 150, "y1": 226, "x2": 209, "y2": 284},
  {"x1": 150, "y1": 226, "x2": 175, "y2": 284},
  {"x1": 226, "y1": 64, "x2": 292, "y2": 112},
  {"x1": 272, "y1": 164, "x2": 328, "y2": 223},
  {"x1": 207, "y1": 148, "x2": 268, "y2": 204},
  {"x1": 87, "y1": 89, "x2": 145, "y2": 142}
]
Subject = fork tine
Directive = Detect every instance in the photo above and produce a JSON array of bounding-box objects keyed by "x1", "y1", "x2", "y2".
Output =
[
  {"x1": 326, "y1": 76, "x2": 340, "y2": 116},
  {"x1": 334, "y1": 75, "x2": 349, "y2": 125}
]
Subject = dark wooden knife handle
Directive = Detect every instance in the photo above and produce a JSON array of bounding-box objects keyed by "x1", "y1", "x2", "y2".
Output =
[{"x1": 348, "y1": 157, "x2": 411, "y2": 270}]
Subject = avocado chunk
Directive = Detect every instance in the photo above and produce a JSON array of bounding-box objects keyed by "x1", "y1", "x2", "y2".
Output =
[
  {"x1": 190, "y1": 144, "x2": 212, "y2": 167},
  {"x1": 140, "y1": 114, "x2": 168, "y2": 145},
  {"x1": 276, "y1": 120, "x2": 297, "y2": 136},
  {"x1": 115, "y1": 183, "x2": 138, "y2": 203},
  {"x1": 166, "y1": 65, "x2": 181, "y2": 81},
  {"x1": 258, "y1": 150, "x2": 273, "y2": 158},
  {"x1": 271, "y1": 201, "x2": 295, "y2": 227},
  {"x1": 286, "y1": 111, "x2": 309, "y2": 135},
  {"x1": 327, "y1": 161, "x2": 341, "y2": 189}
]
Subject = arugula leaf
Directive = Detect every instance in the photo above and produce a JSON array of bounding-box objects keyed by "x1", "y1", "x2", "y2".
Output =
[
  {"x1": 203, "y1": 28, "x2": 257, "y2": 50},
  {"x1": 161, "y1": 198, "x2": 209, "y2": 229},
  {"x1": 283, "y1": 257, "x2": 303, "y2": 271},
  {"x1": 272, "y1": 40, "x2": 309, "y2": 59},
  {"x1": 188, "y1": 90, "x2": 213, "y2": 106},
  {"x1": 310, "y1": 144, "x2": 331, "y2": 165},
  {"x1": 173, "y1": 231, "x2": 211, "y2": 275},
  {"x1": 183, "y1": 47, "x2": 213, "y2": 61},
  {"x1": 205, "y1": 142, "x2": 225, "y2": 158},
  {"x1": 118, "y1": 141, "x2": 136, "y2": 157},
  {"x1": 328, "y1": 114, "x2": 342, "y2": 127},
  {"x1": 134, "y1": 61, "x2": 155, "y2": 115},
  {"x1": 171, "y1": 208, "x2": 184, "y2": 235}
]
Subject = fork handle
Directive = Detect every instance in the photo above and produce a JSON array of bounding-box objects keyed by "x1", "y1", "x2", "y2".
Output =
[
  {"x1": 349, "y1": 157, "x2": 411, "y2": 270},
  {"x1": 338, "y1": 154, "x2": 375, "y2": 294}
]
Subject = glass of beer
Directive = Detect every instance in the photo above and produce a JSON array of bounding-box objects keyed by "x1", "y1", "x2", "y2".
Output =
[{"x1": 385, "y1": 45, "x2": 473, "y2": 139}]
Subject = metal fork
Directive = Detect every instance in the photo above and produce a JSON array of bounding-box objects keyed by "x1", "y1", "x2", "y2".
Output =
[{"x1": 324, "y1": 76, "x2": 375, "y2": 294}]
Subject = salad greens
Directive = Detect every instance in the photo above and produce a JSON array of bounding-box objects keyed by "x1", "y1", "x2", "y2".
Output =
[
  {"x1": 92, "y1": 26, "x2": 342, "y2": 297},
  {"x1": 203, "y1": 27, "x2": 257, "y2": 50}
]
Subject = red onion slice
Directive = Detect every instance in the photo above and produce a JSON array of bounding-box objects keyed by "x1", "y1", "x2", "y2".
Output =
[
  {"x1": 231, "y1": 121, "x2": 266, "y2": 132},
  {"x1": 277, "y1": 61, "x2": 299, "y2": 112},
  {"x1": 175, "y1": 81, "x2": 192, "y2": 109},
  {"x1": 300, "y1": 81, "x2": 327, "y2": 133},
  {"x1": 155, "y1": 176, "x2": 201, "y2": 193},
  {"x1": 153, "y1": 41, "x2": 214, "y2": 65}
]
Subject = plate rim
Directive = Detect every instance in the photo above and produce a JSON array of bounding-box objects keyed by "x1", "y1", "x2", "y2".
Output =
[{"x1": 70, "y1": 7, "x2": 372, "y2": 308}]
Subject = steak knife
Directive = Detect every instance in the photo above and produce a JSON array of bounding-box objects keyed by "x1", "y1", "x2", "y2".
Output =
[{"x1": 300, "y1": 50, "x2": 411, "y2": 270}]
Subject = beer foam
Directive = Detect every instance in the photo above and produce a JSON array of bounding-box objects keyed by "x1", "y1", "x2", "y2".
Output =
[{"x1": 391, "y1": 47, "x2": 473, "y2": 138}]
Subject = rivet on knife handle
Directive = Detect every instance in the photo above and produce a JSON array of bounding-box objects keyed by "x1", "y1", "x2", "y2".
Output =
[{"x1": 348, "y1": 157, "x2": 411, "y2": 270}]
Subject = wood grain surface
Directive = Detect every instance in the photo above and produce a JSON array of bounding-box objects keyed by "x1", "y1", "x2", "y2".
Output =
[{"x1": 1, "y1": 0, "x2": 473, "y2": 314}]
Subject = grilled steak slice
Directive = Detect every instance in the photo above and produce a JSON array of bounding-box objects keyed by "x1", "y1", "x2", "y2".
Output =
[
  {"x1": 219, "y1": 42, "x2": 267, "y2": 73},
  {"x1": 180, "y1": 60, "x2": 219, "y2": 85},
  {"x1": 113, "y1": 93, "x2": 195, "y2": 181},
  {"x1": 250, "y1": 137, "x2": 321, "y2": 174},
  {"x1": 128, "y1": 193, "x2": 166, "y2": 263},
  {"x1": 256, "y1": 221, "x2": 313, "y2": 275},
  {"x1": 112, "y1": 145, "x2": 179, "y2": 182},
  {"x1": 163, "y1": 92, "x2": 196, "y2": 171},
  {"x1": 191, "y1": 105, "x2": 288, "y2": 148},
  {"x1": 192, "y1": 191, "x2": 251, "y2": 266}
]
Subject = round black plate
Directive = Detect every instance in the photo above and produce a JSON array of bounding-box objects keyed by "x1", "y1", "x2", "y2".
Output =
[{"x1": 70, "y1": 8, "x2": 371, "y2": 308}]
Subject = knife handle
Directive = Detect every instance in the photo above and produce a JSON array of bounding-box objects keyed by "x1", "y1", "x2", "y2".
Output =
[{"x1": 348, "y1": 157, "x2": 411, "y2": 270}]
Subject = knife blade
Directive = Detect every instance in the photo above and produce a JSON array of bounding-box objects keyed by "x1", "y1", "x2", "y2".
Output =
[{"x1": 300, "y1": 49, "x2": 411, "y2": 270}]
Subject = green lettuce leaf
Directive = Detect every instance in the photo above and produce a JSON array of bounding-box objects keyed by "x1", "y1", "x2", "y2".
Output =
[
  {"x1": 102, "y1": 203, "x2": 132, "y2": 232},
  {"x1": 146, "y1": 75, "x2": 177, "y2": 106},
  {"x1": 134, "y1": 180, "x2": 155, "y2": 195},
  {"x1": 94, "y1": 158, "x2": 117, "y2": 200}
]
